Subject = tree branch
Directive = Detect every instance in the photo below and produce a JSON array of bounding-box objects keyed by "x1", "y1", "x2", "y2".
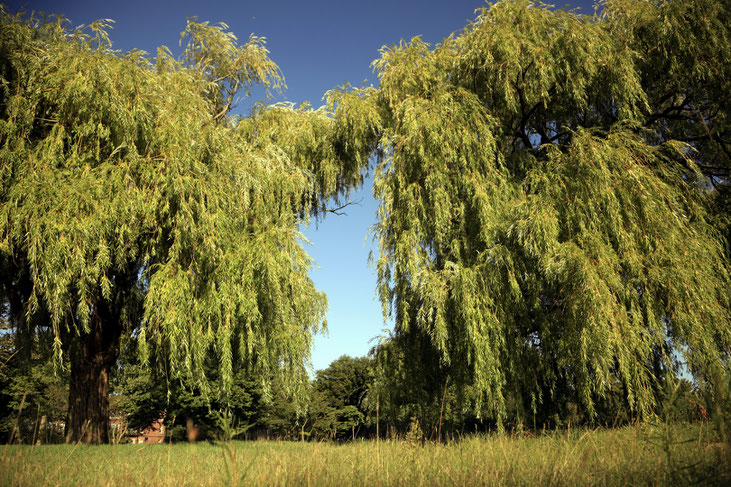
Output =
[
  {"x1": 315, "y1": 199, "x2": 363, "y2": 216},
  {"x1": 212, "y1": 79, "x2": 241, "y2": 121}
]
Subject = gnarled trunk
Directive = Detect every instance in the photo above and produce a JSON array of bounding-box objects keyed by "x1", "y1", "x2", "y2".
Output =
[{"x1": 65, "y1": 306, "x2": 122, "y2": 444}]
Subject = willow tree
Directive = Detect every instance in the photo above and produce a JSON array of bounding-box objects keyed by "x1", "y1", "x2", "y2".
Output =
[
  {"x1": 0, "y1": 11, "x2": 370, "y2": 443},
  {"x1": 339, "y1": 0, "x2": 731, "y2": 424}
]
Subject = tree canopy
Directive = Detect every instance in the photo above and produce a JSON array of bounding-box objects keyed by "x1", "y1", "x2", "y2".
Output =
[
  {"x1": 333, "y1": 0, "x2": 731, "y2": 424},
  {"x1": 0, "y1": 9, "x2": 370, "y2": 443}
]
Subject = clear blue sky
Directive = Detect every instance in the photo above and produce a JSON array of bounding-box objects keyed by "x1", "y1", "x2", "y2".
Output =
[{"x1": 8, "y1": 0, "x2": 596, "y2": 372}]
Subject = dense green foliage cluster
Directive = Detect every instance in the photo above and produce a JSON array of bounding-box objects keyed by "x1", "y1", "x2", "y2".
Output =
[
  {"x1": 307, "y1": 355, "x2": 373, "y2": 440},
  {"x1": 111, "y1": 351, "x2": 374, "y2": 442},
  {"x1": 332, "y1": 0, "x2": 731, "y2": 425},
  {"x1": 0, "y1": 326, "x2": 68, "y2": 444},
  {"x1": 0, "y1": 8, "x2": 369, "y2": 442}
]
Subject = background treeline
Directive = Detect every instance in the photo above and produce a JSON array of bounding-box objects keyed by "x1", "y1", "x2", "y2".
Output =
[{"x1": 0, "y1": 325, "x2": 716, "y2": 444}]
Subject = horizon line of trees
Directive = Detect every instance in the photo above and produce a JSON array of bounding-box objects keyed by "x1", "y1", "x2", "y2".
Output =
[{"x1": 0, "y1": 325, "x2": 716, "y2": 444}]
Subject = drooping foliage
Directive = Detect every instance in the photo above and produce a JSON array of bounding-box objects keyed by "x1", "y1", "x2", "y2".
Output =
[
  {"x1": 0, "y1": 9, "x2": 370, "y2": 442},
  {"x1": 607, "y1": 0, "x2": 731, "y2": 258},
  {"x1": 114, "y1": 339, "x2": 269, "y2": 442},
  {"x1": 335, "y1": 0, "x2": 731, "y2": 424}
]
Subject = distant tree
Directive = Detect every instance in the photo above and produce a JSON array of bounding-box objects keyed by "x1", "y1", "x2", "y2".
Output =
[
  {"x1": 0, "y1": 325, "x2": 68, "y2": 444},
  {"x1": 0, "y1": 10, "x2": 371, "y2": 443},
  {"x1": 259, "y1": 377, "x2": 307, "y2": 440},
  {"x1": 309, "y1": 355, "x2": 373, "y2": 440},
  {"x1": 314, "y1": 355, "x2": 373, "y2": 409},
  {"x1": 335, "y1": 0, "x2": 730, "y2": 426}
]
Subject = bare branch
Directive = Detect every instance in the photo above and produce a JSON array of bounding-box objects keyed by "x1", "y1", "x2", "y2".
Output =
[{"x1": 315, "y1": 198, "x2": 363, "y2": 216}]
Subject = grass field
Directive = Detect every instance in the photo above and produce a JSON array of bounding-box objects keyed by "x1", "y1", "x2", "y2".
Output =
[{"x1": 1, "y1": 423, "x2": 728, "y2": 486}]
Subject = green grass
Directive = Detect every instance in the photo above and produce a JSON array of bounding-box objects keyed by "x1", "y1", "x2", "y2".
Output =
[{"x1": 1, "y1": 423, "x2": 728, "y2": 486}]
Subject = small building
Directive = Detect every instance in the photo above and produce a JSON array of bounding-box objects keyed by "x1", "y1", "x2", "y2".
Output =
[{"x1": 130, "y1": 417, "x2": 166, "y2": 444}]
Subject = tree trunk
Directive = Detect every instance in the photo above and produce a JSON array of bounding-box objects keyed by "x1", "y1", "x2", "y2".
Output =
[{"x1": 65, "y1": 304, "x2": 122, "y2": 444}]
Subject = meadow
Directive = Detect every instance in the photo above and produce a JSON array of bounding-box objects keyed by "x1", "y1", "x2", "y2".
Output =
[{"x1": 1, "y1": 423, "x2": 728, "y2": 486}]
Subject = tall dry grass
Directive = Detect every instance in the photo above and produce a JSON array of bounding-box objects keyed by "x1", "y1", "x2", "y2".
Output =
[{"x1": 1, "y1": 423, "x2": 727, "y2": 486}]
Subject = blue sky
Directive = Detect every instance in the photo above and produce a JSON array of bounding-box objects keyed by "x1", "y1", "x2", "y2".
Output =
[{"x1": 8, "y1": 0, "x2": 597, "y2": 372}]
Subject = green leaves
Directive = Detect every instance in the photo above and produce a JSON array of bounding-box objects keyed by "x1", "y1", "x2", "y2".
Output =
[
  {"x1": 359, "y1": 0, "x2": 731, "y2": 423},
  {"x1": 0, "y1": 10, "x2": 369, "y2": 412},
  {"x1": 180, "y1": 19, "x2": 284, "y2": 119}
]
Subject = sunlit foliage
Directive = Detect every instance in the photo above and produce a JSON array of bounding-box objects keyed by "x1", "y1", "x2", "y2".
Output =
[
  {"x1": 0, "y1": 8, "x2": 368, "y2": 442},
  {"x1": 337, "y1": 0, "x2": 731, "y2": 424}
]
